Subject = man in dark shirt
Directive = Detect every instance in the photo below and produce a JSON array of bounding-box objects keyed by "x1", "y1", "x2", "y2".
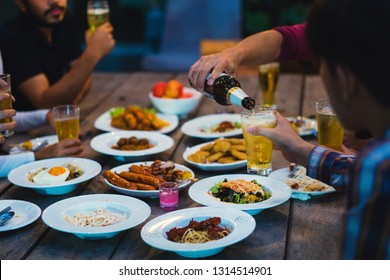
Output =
[{"x1": 0, "y1": 0, "x2": 115, "y2": 111}]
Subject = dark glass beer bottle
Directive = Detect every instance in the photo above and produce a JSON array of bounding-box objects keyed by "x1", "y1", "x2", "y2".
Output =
[{"x1": 202, "y1": 73, "x2": 255, "y2": 110}]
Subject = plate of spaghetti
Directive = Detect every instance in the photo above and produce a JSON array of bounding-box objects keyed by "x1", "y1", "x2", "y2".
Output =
[
  {"x1": 42, "y1": 194, "x2": 151, "y2": 239},
  {"x1": 141, "y1": 207, "x2": 255, "y2": 258}
]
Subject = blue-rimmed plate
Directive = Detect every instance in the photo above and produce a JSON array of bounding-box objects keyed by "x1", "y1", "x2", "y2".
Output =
[
  {"x1": 42, "y1": 194, "x2": 151, "y2": 239},
  {"x1": 104, "y1": 161, "x2": 195, "y2": 198},
  {"x1": 0, "y1": 200, "x2": 41, "y2": 232},
  {"x1": 188, "y1": 174, "x2": 291, "y2": 215},
  {"x1": 141, "y1": 207, "x2": 255, "y2": 258},
  {"x1": 94, "y1": 109, "x2": 179, "y2": 134},
  {"x1": 8, "y1": 158, "x2": 101, "y2": 196},
  {"x1": 90, "y1": 131, "x2": 174, "y2": 162}
]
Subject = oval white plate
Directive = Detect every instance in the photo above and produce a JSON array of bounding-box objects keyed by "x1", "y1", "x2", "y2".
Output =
[
  {"x1": 286, "y1": 117, "x2": 317, "y2": 136},
  {"x1": 94, "y1": 109, "x2": 179, "y2": 134},
  {"x1": 9, "y1": 135, "x2": 58, "y2": 154},
  {"x1": 8, "y1": 158, "x2": 102, "y2": 196},
  {"x1": 188, "y1": 174, "x2": 291, "y2": 215},
  {"x1": 181, "y1": 114, "x2": 242, "y2": 139},
  {"x1": 0, "y1": 200, "x2": 41, "y2": 232},
  {"x1": 42, "y1": 194, "x2": 151, "y2": 239},
  {"x1": 104, "y1": 161, "x2": 195, "y2": 198},
  {"x1": 90, "y1": 131, "x2": 174, "y2": 162},
  {"x1": 141, "y1": 207, "x2": 255, "y2": 258},
  {"x1": 183, "y1": 141, "x2": 247, "y2": 171},
  {"x1": 269, "y1": 168, "x2": 336, "y2": 196}
]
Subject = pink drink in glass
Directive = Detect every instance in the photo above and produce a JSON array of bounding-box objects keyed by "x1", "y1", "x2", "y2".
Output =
[{"x1": 159, "y1": 182, "x2": 179, "y2": 210}]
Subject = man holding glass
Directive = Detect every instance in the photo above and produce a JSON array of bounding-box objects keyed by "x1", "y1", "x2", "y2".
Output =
[{"x1": 0, "y1": 0, "x2": 115, "y2": 111}]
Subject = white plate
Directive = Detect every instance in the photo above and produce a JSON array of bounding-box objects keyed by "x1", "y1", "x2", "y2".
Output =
[
  {"x1": 181, "y1": 114, "x2": 242, "y2": 139},
  {"x1": 42, "y1": 194, "x2": 151, "y2": 239},
  {"x1": 183, "y1": 141, "x2": 247, "y2": 171},
  {"x1": 8, "y1": 158, "x2": 102, "y2": 196},
  {"x1": 286, "y1": 117, "x2": 317, "y2": 136},
  {"x1": 104, "y1": 161, "x2": 195, "y2": 198},
  {"x1": 90, "y1": 131, "x2": 174, "y2": 162},
  {"x1": 9, "y1": 135, "x2": 58, "y2": 154},
  {"x1": 94, "y1": 109, "x2": 179, "y2": 134},
  {"x1": 141, "y1": 207, "x2": 255, "y2": 258},
  {"x1": 269, "y1": 168, "x2": 336, "y2": 196},
  {"x1": 188, "y1": 174, "x2": 291, "y2": 215},
  {"x1": 0, "y1": 200, "x2": 41, "y2": 232}
]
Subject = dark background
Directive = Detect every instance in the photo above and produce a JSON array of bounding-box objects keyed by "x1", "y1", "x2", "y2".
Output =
[{"x1": 0, "y1": 0, "x2": 313, "y2": 72}]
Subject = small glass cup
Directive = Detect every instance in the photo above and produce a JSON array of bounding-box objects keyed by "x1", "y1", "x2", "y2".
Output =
[
  {"x1": 258, "y1": 62, "x2": 280, "y2": 106},
  {"x1": 52, "y1": 105, "x2": 80, "y2": 141},
  {"x1": 87, "y1": 0, "x2": 110, "y2": 32},
  {"x1": 0, "y1": 74, "x2": 14, "y2": 138},
  {"x1": 241, "y1": 105, "x2": 277, "y2": 176},
  {"x1": 159, "y1": 182, "x2": 179, "y2": 211},
  {"x1": 315, "y1": 98, "x2": 344, "y2": 151}
]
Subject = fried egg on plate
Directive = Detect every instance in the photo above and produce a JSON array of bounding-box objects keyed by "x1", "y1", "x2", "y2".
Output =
[{"x1": 33, "y1": 166, "x2": 70, "y2": 184}]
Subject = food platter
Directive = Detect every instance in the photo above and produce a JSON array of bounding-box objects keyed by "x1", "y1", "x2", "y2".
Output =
[
  {"x1": 90, "y1": 131, "x2": 174, "y2": 162},
  {"x1": 188, "y1": 174, "x2": 291, "y2": 215},
  {"x1": 269, "y1": 168, "x2": 336, "y2": 196},
  {"x1": 42, "y1": 194, "x2": 151, "y2": 239},
  {"x1": 183, "y1": 140, "x2": 247, "y2": 171},
  {"x1": 286, "y1": 117, "x2": 317, "y2": 136},
  {"x1": 7, "y1": 157, "x2": 101, "y2": 195},
  {"x1": 181, "y1": 114, "x2": 242, "y2": 139},
  {"x1": 141, "y1": 207, "x2": 256, "y2": 258},
  {"x1": 94, "y1": 109, "x2": 179, "y2": 134},
  {"x1": 9, "y1": 135, "x2": 58, "y2": 154},
  {"x1": 103, "y1": 161, "x2": 195, "y2": 198}
]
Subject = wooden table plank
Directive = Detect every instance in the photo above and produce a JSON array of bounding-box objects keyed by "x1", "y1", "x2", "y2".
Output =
[{"x1": 301, "y1": 75, "x2": 328, "y2": 117}]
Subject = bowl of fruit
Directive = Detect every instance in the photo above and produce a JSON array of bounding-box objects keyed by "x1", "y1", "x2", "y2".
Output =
[{"x1": 149, "y1": 80, "x2": 202, "y2": 118}]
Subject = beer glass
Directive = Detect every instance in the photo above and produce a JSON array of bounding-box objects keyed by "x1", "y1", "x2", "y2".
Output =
[
  {"x1": 258, "y1": 62, "x2": 280, "y2": 106},
  {"x1": 241, "y1": 106, "x2": 277, "y2": 175},
  {"x1": 0, "y1": 74, "x2": 14, "y2": 138},
  {"x1": 87, "y1": 0, "x2": 110, "y2": 32},
  {"x1": 53, "y1": 105, "x2": 80, "y2": 141},
  {"x1": 316, "y1": 98, "x2": 344, "y2": 151}
]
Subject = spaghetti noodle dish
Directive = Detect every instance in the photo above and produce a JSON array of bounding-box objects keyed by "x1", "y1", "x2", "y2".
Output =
[
  {"x1": 211, "y1": 179, "x2": 271, "y2": 204},
  {"x1": 166, "y1": 217, "x2": 230, "y2": 244},
  {"x1": 64, "y1": 208, "x2": 128, "y2": 227}
]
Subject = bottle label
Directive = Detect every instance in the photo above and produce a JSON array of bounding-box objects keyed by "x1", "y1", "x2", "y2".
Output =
[{"x1": 227, "y1": 87, "x2": 248, "y2": 106}]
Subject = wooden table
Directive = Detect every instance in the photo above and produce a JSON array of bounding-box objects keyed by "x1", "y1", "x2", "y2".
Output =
[{"x1": 0, "y1": 71, "x2": 345, "y2": 260}]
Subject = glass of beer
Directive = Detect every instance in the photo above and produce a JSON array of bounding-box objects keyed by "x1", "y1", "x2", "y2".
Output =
[
  {"x1": 241, "y1": 106, "x2": 277, "y2": 175},
  {"x1": 53, "y1": 105, "x2": 80, "y2": 141},
  {"x1": 316, "y1": 98, "x2": 344, "y2": 151},
  {"x1": 0, "y1": 74, "x2": 14, "y2": 138},
  {"x1": 258, "y1": 62, "x2": 280, "y2": 106},
  {"x1": 87, "y1": 0, "x2": 110, "y2": 32}
]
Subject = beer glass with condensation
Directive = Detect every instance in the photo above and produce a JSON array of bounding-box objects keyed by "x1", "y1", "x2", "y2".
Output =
[
  {"x1": 87, "y1": 0, "x2": 109, "y2": 32},
  {"x1": 241, "y1": 106, "x2": 277, "y2": 175},
  {"x1": 53, "y1": 105, "x2": 80, "y2": 141},
  {"x1": 0, "y1": 74, "x2": 14, "y2": 138},
  {"x1": 316, "y1": 98, "x2": 344, "y2": 151},
  {"x1": 258, "y1": 63, "x2": 280, "y2": 106}
]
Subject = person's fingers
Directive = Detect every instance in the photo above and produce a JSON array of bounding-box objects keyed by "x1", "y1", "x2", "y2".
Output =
[
  {"x1": 0, "y1": 137, "x2": 5, "y2": 144},
  {"x1": 0, "y1": 109, "x2": 16, "y2": 120},
  {"x1": 0, "y1": 120, "x2": 16, "y2": 131}
]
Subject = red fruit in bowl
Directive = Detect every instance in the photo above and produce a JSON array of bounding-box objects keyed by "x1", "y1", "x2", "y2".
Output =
[
  {"x1": 152, "y1": 82, "x2": 167, "y2": 97},
  {"x1": 165, "y1": 80, "x2": 183, "y2": 98},
  {"x1": 180, "y1": 92, "x2": 193, "y2": 98}
]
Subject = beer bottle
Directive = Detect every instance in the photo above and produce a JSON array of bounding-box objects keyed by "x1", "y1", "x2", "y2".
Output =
[{"x1": 202, "y1": 73, "x2": 255, "y2": 110}]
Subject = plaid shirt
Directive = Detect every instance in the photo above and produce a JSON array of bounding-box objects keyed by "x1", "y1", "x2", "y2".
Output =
[{"x1": 307, "y1": 130, "x2": 390, "y2": 259}]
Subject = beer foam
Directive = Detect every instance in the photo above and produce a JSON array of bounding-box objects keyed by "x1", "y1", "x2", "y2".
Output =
[
  {"x1": 242, "y1": 114, "x2": 276, "y2": 127},
  {"x1": 87, "y1": 8, "x2": 109, "y2": 15},
  {"x1": 318, "y1": 106, "x2": 336, "y2": 115}
]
